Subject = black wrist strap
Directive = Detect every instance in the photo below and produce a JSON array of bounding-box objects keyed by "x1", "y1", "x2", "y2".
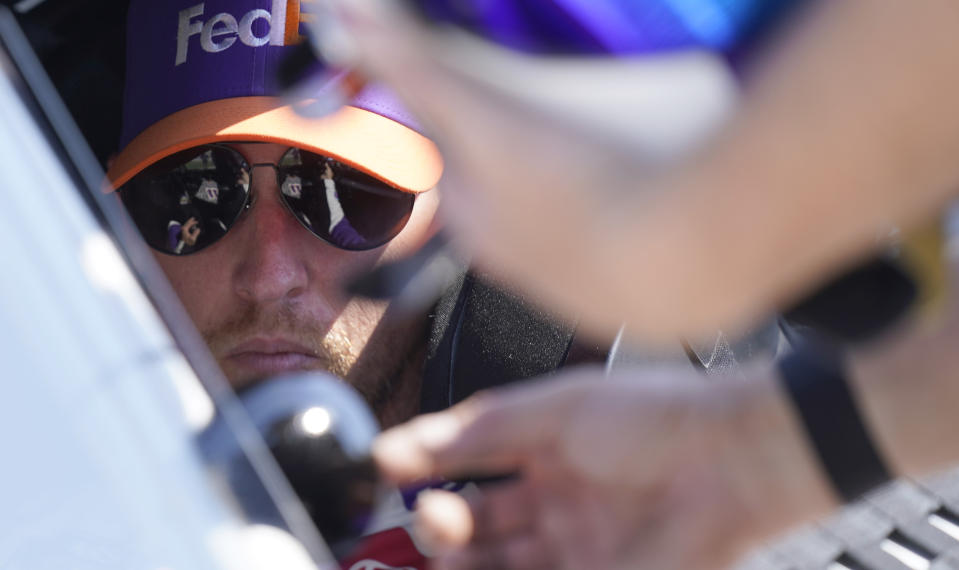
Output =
[{"x1": 778, "y1": 339, "x2": 893, "y2": 502}]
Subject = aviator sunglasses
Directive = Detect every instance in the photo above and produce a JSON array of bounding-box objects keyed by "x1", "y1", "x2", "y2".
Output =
[{"x1": 118, "y1": 144, "x2": 416, "y2": 255}]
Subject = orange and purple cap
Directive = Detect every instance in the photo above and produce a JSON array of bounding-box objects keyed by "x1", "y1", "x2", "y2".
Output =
[{"x1": 107, "y1": 0, "x2": 442, "y2": 194}]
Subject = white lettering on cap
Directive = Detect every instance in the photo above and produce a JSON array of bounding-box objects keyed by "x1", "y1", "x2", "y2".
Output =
[
  {"x1": 175, "y1": 1, "x2": 300, "y2": 66},
  {"x1": 240, "y1": 9, "x2": 272, "y2": 47},
  {"x1": 175, "y1": 3, "x2": 205, "y2": 66},
  {"x1": 201, "y1": 12, "x2": 238, "y2": 53}
]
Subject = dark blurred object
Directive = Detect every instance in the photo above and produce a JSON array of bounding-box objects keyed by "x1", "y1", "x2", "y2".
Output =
[
  {"x1": 263, "y1": 410, "x2": 379, "y2": 558},
  {"x1": 347, "y1": 231, "x2": 461, "y2": 314},
  {"x1": 8, "y1": 0, "x2": 126, "y2": 166},
  {"x1": 277, "y1": 40, "x2": 322, "y2": 90},
  {"x1": 785, "y1": 257, "x2": 917, "y2": 344},
  {"x1": 785, "y1": 220, "x2": 948, "y2": 345},
  {"x1": 201, "y1": 372, "x2": 383, "y2": 561}
]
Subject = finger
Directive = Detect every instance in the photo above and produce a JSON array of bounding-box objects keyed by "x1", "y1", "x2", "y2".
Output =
[
  {"x1": 469, "y1": 480, "x2": 537, "y2": 542},
  {"x1": 372, "y1": 370, "x2": 603, "y2": 482},
  {"x1": 324, "y1": 0, "x2": 430, "y2": 87},
  {"x1": 415, "y1": 490, "x2": 474, "y2": 551},
  {"x1": 415, "y1": 481, "x2": 538, "y2": 552},
  {"x1": 432, "y1": 534, "x2": 553, "y2": 570}
]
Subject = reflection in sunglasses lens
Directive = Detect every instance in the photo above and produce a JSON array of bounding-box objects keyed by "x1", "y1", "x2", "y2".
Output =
[
  {"x1": 119, "y1": 145, "x2": 415, "y2": 255},
  {"x1": 278, "y1": 148, "x2": 414, "y2": 251},
  {"x1": 120, "y1": 146, "x2": 251, "y2": 255}
]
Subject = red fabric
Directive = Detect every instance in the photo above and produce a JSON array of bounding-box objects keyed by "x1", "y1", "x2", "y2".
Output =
[{"x1": 339, "y1": 527, "x2": 427, "y2": 570}]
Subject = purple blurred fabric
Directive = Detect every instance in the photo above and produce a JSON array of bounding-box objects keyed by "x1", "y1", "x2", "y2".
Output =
[{"x1": 412, "y1": 0, "x2": 801, "y2": 55}]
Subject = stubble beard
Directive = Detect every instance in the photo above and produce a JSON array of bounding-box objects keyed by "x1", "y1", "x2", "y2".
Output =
[{"x1": 201, "y1": 300, "x2": 424, "y2": 422}]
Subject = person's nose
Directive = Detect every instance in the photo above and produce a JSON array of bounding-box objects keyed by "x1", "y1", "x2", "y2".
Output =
[{"x1": 231, "y1": 169, "x2": 310, "y2": 304}]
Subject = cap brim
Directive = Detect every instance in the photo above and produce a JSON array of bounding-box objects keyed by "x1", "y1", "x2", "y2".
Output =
[{"x1": 106, "y1": 96, "x2": 443, "y2": 193}]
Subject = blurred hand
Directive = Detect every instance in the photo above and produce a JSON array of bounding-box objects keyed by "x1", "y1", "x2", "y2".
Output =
[
  {"x1": 326, "y1": 0, "x2": 710, "y2": 341},
  {"x1": 373, "y1": 366, "x2": 836, "y2": 570},
  {"x1": 328, "y1": 0, "x2": 959, "y2": 344}
]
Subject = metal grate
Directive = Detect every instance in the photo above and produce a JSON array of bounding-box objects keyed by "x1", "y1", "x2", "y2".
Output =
[{"x1": 736, "y1": 468, "x2": 959, "y2": 570}]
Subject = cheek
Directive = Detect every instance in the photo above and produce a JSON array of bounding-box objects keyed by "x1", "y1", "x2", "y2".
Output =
[
  {"x1": 331, "y1": 296, "x2": 425, "y2": 400},
  {"x1": 153, "y1": 252, "x2": 230, "y2": 328},
  {"x1": 329, "y1": 298, "x2": 391, "y2": 355}
]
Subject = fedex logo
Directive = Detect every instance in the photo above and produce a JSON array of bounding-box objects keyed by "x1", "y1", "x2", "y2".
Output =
[{"x1": 176, "y1": 1, "x2": 306, "y2": 65}]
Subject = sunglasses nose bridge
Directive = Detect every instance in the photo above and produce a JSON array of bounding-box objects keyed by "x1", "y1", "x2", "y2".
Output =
[
  {"x1": 249, "y1": 162, "x2": 281, "y2": 186},
  {"x1": 244, "y1": 162, "x2": 283, "y2": 206},
  {"x1": 249, "y1": 162, "x2": 280, "y2": 172}
]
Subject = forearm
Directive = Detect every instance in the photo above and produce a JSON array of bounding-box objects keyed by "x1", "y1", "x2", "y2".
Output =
[{"x1": 608, "y1": 0, "x2": 959, "y2": 339}]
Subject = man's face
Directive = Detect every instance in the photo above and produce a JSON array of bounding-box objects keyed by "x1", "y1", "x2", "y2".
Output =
[{"x1": 151, "y1": 142, "x2": 440, "y2": 422}]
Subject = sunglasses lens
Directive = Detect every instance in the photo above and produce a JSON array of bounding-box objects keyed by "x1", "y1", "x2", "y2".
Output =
[
  {"x1": 278, "y1": 149, "x2": 415, "y2": 251},
  {"x1": 119, "y1": 146, "x2": 251, "y2": 255}
]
